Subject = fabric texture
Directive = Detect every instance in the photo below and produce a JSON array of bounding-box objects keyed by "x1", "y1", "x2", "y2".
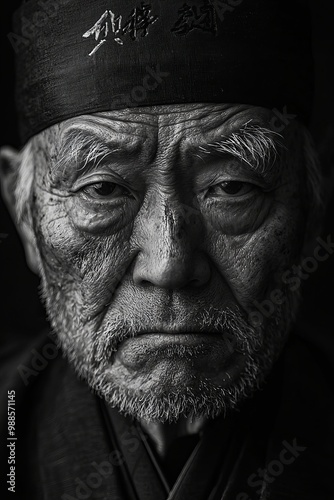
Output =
[
  {"x1": 13, "y1": 0, "x2": 314, "y2": 143},
  {"x1": 1, "y1": 330, "x2": 334, "y2": 499}
]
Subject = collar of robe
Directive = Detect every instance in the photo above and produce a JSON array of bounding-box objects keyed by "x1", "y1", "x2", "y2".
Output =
[{"x1": 4, "y1": 332, "x2": 333, "y2": 500}]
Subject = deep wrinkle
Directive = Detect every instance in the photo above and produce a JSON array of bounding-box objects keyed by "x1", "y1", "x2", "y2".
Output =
[{"x1": 24, "y1": 103, "x2": 306, "y2": 423}]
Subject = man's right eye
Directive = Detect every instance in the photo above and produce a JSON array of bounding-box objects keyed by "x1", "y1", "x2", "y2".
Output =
[
  {"x1": 205, "y1": 180, "x2": 257, "y2": 197},
  {"x1": 79, "y1": 181, "x2": 130, "y2": 200}
]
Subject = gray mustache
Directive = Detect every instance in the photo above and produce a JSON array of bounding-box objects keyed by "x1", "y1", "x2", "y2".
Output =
[{"x1": 92, "y1": 306, "x2": 262, "y2": 364}]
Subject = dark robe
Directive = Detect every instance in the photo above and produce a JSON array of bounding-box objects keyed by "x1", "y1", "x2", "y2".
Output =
[{"x1": 1, "y1": 330, "x2": 334, "y2": 499}]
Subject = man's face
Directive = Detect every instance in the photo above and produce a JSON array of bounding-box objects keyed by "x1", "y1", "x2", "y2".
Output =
[{"x1": 30, "y1": 103, "x2": 306, "y2": 421}]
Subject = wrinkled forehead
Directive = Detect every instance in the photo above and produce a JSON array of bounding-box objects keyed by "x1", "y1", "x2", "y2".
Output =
[
  {"x1": 35, "y1": 103, "x2": 290, "y2": 188},
  {"x1": 52, "y1": 103, "x2": 276, "y2": 146}
]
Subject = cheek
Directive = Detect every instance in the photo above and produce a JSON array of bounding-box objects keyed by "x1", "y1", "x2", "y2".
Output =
[
  {"x1": 67, "y1": 196, "x2": 139, "y2": 234},
  {"x1": 33, "y1": 190, "x2": 134, "y2": 303},
  {"x1": 200, "y1": 193, "x2": 271, "y2": 235},
  {"x1": 206, "y1": 195, "x2": 306, "y2": 308}
]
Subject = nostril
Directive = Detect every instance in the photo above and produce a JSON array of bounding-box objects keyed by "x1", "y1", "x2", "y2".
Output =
[
  {"x1": 133, "y1": 253, "x2": 211, "y2": 289},
  {"x1": 140, "y1": 279, "x2": 152, "y2": 287}
]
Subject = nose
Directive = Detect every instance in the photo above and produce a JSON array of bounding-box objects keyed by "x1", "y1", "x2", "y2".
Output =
[{"x1": 132, "y1": 197, "x2": 211, "y2": 289}]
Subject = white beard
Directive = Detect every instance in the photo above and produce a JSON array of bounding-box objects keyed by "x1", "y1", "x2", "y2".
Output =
[{"x1": 40, "y1": 266, "x2": 300, "y2": 423}]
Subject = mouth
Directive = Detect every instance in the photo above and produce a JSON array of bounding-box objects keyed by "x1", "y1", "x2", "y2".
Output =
[
  {"x1": 133, "y1": 326, "x2": 227, "y2": 336},
  {"x1": 114, "y1": 331, "x2": 242, "y2": 371},
  {"x1": 134, "y1": 331, "x2": 225, "y2": 343},
  {"x1": 121, "y1": 330, "x2": 237, "y2": 353},
  {"x1": 124, "y1": 331, "x2": 236, "y2": 350}
]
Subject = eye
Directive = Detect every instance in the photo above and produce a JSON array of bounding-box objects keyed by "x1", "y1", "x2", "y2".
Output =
[
  {"x1": 80, "y1": 181, "x2": 130, "y2": 200},
  {"x1": 206, "y1": 181, "x2": 256, "y2": 197}
]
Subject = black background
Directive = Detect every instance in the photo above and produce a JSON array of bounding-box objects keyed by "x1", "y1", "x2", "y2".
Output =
[{"x1": 0, "y1": 1, "x2": 333, "y2": 353}]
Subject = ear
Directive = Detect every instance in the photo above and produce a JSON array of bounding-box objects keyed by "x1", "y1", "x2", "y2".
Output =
[{"x1": 0, "y1": 145, "x2": 41, "y2": 275}]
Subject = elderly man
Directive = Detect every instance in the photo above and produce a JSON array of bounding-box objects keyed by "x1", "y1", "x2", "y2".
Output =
[{"x1": 0, "y1": 0, "x2": 333, "y2": 499}]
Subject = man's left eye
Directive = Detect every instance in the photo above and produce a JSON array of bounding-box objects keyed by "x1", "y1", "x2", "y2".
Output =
[
  {"x1": 80, "y1": 182, "x2": 129, "y2": 199},
  {"x1": 206, "y1": 181, "x2": 256, "y2": 197}
]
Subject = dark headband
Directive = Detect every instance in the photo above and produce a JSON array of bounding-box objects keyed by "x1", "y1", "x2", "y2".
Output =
[{"x1": 13, "y1": 0, "x2": 314, "y2": 143}]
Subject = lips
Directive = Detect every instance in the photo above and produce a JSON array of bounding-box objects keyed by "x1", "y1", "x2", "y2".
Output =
[
  {"x1": 120, "y1": 331, "x2": 233, "y2": 353},
  {"x1": 133, "y1": 332, "x2": 224, "y2": 343},
  {"x1": 114, "y1": 331, "x2": 241, "y2": 372},
  {"x1": 119, "y1": 331, "x2": 235, "y2": 355},
  {"x1": 129, "y1": 333, "x2": 225, "y2": 356}
]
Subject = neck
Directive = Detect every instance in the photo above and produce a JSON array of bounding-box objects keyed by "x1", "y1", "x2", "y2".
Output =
[{"x1": 140, "y1": 416, "x2": 206, "y2": 458}]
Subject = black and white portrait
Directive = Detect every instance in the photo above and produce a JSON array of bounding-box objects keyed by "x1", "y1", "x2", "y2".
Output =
[{"x1": 1, "y1": 1, "x2": 334, "y2": 499}]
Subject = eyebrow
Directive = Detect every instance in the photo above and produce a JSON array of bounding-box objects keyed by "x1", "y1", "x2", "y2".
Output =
[
  {"x1": 53, "y1": 128, "x2": 140, "y2": 176},
  {"x1": 53, "y1": 122, "x2": 283, "y2": 179},
  {"x1": 196, "y1": 123, "x2": 284, "y2": 176}
]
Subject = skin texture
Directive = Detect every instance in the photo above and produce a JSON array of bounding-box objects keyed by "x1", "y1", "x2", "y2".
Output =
[{"x1": 0, "y1": 104, "x2": 308, "y2": 428}]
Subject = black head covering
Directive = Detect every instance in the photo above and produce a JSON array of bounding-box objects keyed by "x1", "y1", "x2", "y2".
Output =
[{"x1": 12, "y1": 0, "x2": 314, "y2": 143}]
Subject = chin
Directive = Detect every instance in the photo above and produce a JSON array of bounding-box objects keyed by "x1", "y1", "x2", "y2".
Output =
[
  {"x1": 41, "y1": 270, "x2": 299, "y2": 422},
  {"x1": 82, "y1": 347, "x2": 270, "y2": 423}
]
